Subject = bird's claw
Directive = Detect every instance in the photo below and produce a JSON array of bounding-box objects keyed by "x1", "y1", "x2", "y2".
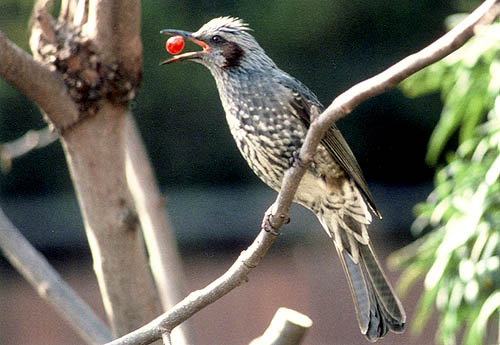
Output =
[
  {"x1": 262, "y1": 210, "x2": 279, "y2": 235},
  {"x1": 289, "y1": 150, "x2": 305, "y2": 168},
  {"x1": 261, "y1": 207, "x2": 290, "y2": 236}
]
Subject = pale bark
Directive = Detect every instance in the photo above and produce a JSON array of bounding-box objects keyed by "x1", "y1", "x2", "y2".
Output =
[{"x1": 249, "y1": 308, "x2": 313, "y2": 345}]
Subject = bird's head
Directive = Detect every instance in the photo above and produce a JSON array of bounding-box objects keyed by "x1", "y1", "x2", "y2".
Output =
[{"x1": 161, "y1": 17, "x2": 275, "y2": 72}]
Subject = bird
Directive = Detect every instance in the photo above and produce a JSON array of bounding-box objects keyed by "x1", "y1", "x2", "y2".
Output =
[{"x1": 160, "y1": 16, "x2": 406, "y2": 342}]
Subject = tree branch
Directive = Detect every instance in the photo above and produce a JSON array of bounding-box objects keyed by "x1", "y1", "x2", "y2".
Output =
[
  {"x1": 0, "y1": 205, "x2": 113, "y2": 345},
  {"x1": 319, "y1": 0, "x2": 500, "y2": 125},
  {"x1": 0, "y1": 127, "x2": 58, "y2": 172},
  {"x1": 124, "y1": 115, "x2": 196, "y2": 344},
  {"x1": 73, "y1": 0, "x2": 89, "y2": 26},
  {"x1": 85, "y1": 0, "x2": 142, "y2": 80},
  {"x1": 0, "y1": 31, "x2": 80, "y2": 129},
  {"x1": 249, "y1": 308, "x2": 313, "y2": 345},
  {"x1": 60, "y1": 106, "x2": 163, "y2": 337}
]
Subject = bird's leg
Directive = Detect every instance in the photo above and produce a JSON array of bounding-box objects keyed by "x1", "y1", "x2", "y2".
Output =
[{"x1": 261, "y1": 203, "x2": 290, "y2": 235}]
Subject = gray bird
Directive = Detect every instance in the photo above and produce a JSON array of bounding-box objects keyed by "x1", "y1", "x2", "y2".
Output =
[{"x1": 161, "y1": 17, "x2": 405, "y2": 342}]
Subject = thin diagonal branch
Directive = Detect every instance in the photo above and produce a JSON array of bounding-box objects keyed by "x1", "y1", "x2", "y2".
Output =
[
  {"x1": 124, "y1": 114, "x2": 195, "y2": 344},
  {"x1": 319, "y1": 0, "x2": 500, "y2": 125},
  {"x1": 0, "y1": 205, "x2": 113, "y2": 345},
  {"x1": 104, "y1": 1, "x2": 500, "y2": 344},
  {"x1": 0, "y1": 127, "x2": 58, "y2": 172}
]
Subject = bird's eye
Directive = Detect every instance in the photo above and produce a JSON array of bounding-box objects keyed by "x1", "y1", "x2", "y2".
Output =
[{"x1": 210, "y1": 35, "x2": 224, "y2": 44}]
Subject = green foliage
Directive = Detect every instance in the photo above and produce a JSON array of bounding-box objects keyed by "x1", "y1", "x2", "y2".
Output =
[
  {"x1": 391, "y1": 20, "x2": 500, "y2": 345},
  {"x1": 401, "y1": 16, "x2": 500, "y2": 166}
]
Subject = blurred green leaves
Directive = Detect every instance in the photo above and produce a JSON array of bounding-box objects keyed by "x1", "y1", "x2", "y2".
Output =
[
  {"x1": 392, "y1": 19, "x2": 500, "y2": 345},
  {"x1": 401, "y1": 18, "x2": 500, "y2": 166}
]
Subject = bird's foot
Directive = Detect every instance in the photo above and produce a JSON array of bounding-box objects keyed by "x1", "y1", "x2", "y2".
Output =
[
  {"x1": 289, "y1": 150, "x2": 305, "y2": 168},
  {"x1": 261, "y1": 205, "x2": 290, "y2": 236},
  {"x1": 262, "y1": 208, "x2": 279, "y2": 235}
]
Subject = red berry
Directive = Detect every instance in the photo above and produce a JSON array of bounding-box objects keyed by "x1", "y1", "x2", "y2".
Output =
[{"x1": 166, "y1": 36, "x2": 185, "y2": 55}]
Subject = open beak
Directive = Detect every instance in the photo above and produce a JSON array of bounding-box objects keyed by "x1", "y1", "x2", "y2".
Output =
[{"x1": 160, "y1": 29, "x2": 210, "y2": 65}]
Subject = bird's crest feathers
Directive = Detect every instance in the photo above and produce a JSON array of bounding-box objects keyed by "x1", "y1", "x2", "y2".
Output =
[{"x1": 197, "y1": 16, "x2": 252, "y2": 35}]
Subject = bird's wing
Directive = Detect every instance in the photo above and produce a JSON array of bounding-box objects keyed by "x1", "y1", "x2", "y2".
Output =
[{"x1": 277, "y1": 75, "x2": 381, "y2": 218}]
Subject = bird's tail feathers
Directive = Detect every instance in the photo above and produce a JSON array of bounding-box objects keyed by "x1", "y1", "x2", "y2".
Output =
[
  {"x1": 321, "y1": 212, "x2": 406, "y2": 342},
  {"x1": 338, "y1": 243, "x2": 405, "y2": 342}
]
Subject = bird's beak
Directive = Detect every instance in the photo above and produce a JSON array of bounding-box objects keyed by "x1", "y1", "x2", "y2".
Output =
[{"x1": 160, "y1": 29, "x2": 210, "y2": 65}]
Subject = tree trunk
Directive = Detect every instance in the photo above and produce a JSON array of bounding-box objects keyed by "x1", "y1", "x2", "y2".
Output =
[{"x1": 61, "y1": 104, "x2": 162, "y2": 336}]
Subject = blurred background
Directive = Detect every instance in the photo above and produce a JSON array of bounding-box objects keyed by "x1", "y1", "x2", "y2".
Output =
[{"x1": 0, "y1": 0, "x2": 478, "y2": 344}]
